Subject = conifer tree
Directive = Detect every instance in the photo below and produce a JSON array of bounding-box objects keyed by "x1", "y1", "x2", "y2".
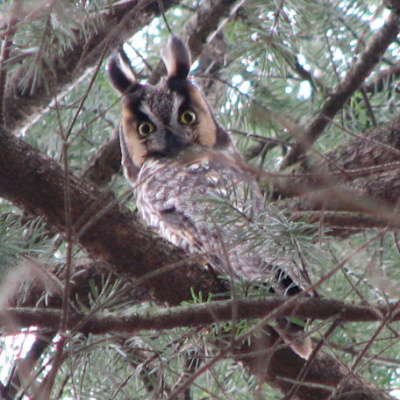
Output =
[{"x1": 1, "y1": 1, "x2": 400, "y2": 399}]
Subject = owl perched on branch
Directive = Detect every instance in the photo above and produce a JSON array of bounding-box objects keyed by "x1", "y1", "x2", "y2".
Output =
[{"x1": 109, "y1": 35, "x2": 312, "y2": 359}]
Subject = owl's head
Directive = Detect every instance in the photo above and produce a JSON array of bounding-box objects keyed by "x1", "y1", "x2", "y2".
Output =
[{"x1": 109, "y1": 36, "x2": 234, "y2": 171}]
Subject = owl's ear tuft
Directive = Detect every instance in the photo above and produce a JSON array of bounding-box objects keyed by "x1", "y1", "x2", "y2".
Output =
[
  {"x1": 161, "y1": 35, "x2": 191, "y2": 79},
  {"x1": 108, "y1": 53, "x2": 139, "y2": 93}
]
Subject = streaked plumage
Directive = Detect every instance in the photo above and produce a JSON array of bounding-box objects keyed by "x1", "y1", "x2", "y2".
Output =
[{"x1": 109, "y1": 36, "x2": 312, "y2": 358}]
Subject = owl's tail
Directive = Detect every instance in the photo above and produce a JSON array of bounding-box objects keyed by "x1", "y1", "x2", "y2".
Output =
[
  {"x1": 275, "y1": 317, "x2": 313, "y2": 359},
  {"x1": 270, "y1": 268, "x2": 314, "y2": 359}
]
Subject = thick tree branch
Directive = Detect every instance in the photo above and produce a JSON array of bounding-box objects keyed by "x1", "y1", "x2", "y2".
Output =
[
  {"x1": 273, "y1": 117, "x2": 400, "y2": 235},
  {"x1": 237, "y1": 327, "x2": 394, "y2": 400},
  {"x1": 282, "y1": 116, "x2": 400, "y2": 186},
  {"x1": 0, "y1": 127, "x2": 222, "y2": 306},
  {"x1": 5, "y1": 295, "x2": 396, "y2": 400},
  {"x1": 281, "y1": 9, "x2": 400, "y2": 168}
]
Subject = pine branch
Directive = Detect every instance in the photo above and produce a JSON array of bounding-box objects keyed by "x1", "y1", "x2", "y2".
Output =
[
  {"x1": 273, "y1": 117, "x2": 400, "y2": 233},
  {"x1": 363, "y1": 61, "x2": 400, "y2": 93},
  {"x1": 4, "y1": 297, "x2": 400, "y2": 333},
  {"x1": 11, "y1": 258, "x2": 150, "y2": 309},
  {"x1": 277, "y1": 184, "x2": 399, "y2": 220},
  {"x1": 302, "y1": 117, "x2": 400, "y2": 180},
  {"x1": 281, "y1": 8, "x2": 400, "y2": 169},
  {"x1": 291, "y1": 211, "x2": 398, "y2": 238},
  {"x1": 3, "y1": 0, "x2": 178, "y2": 133},
  {"x1": 0, "y1": 127, "x2": 393, "y2": 400},
  {"x1": 3, "y1": 297, "x2": 397, "y2": 399}
]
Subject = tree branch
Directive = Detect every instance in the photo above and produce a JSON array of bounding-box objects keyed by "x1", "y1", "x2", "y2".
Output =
[
  {"x1": 0, "y1": 127, "x2": 393, "y2": 400},
  {"x1": 291, "y1": 211, "x2": 399, "y2": 238},
  {"x1": 363, "y1": 61, "x2": 400, "y2": 93},
  {"x1": 3, "y1": 297, "x2": 400, "y2": 334},
  {"x1": 273, "y1": 117, "x2": 400, "y2": 235},
  {"x1": 237, "y1": 326, "x2": 394, "y2": 400},
  {"x1": 0, "y1": 127, "x2": 222, "y2": 306},
  {"x1": 281, "y1": 9, "x2": 400, "y2": 168},
  {"x1": 3, "y1": 0, "x2": 178, "y2": 133}
]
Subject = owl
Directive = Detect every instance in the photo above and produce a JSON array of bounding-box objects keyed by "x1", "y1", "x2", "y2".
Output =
[{"x1": 108, "y1": 36, "x2": 312, "y2": 359}]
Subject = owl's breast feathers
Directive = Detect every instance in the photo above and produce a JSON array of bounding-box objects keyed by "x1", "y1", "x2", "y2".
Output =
[{"x1": 135, "y1": 148, "x2": 292, "y2": 285}]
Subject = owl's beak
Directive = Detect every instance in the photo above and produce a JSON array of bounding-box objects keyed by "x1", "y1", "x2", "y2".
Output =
[{"x1": 164, "y1": 129, "x2": 190, "y2": 156}]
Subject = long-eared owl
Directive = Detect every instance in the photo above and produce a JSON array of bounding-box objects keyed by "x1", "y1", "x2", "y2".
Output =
[{"x1": 109, "y1": 36, "x2": 312, "y2": 359}]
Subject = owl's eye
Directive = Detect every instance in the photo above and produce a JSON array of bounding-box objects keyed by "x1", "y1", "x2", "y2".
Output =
[
  {"x1": 179, "y1": 110, "x2": 197, "y2": 125},
  {"x1": 138, "y1": 121, "x2": 156, "y2": 137}
]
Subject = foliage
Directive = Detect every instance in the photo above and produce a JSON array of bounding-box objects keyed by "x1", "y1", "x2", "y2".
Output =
[{"x1": 1, "y1": 0, "x2": 400, "y2": 399}]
